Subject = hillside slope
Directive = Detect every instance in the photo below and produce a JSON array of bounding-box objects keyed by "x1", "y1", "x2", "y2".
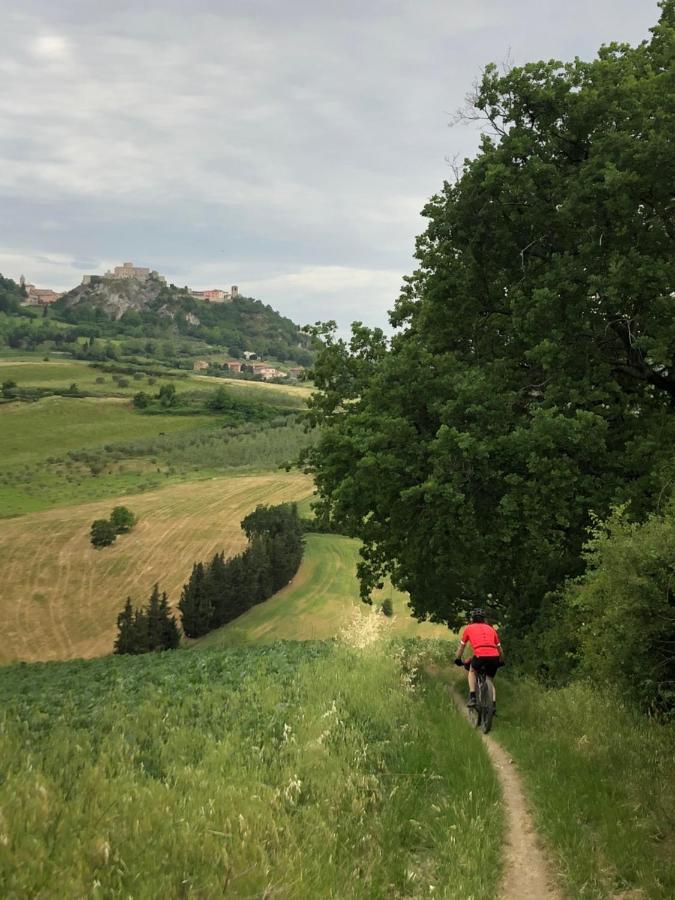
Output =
[
  {"x1": 196, "y1": 533, "x2": 452, "y2": 648},
  {"x1": 53, "y1": 275, "x2": 315, "y2": 362},
  {"x1": 0, "y1": 641, "x2": 502, "y2": 898},
  {"x1": 0, "y1": 472, "x2": 312, "y2": 664}
]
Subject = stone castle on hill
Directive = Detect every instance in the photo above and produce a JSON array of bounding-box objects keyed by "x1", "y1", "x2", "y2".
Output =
[
  {"x1": 81, "y1": 261, "x2": 239, "y2": 303},
  {"x1": 19, "y1": 262, "x2": 240, "y2": 307}
]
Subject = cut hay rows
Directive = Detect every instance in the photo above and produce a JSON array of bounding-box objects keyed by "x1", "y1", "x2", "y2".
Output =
[{"x1": 0, "y1": 472, "x2": 312, "y2": 665}]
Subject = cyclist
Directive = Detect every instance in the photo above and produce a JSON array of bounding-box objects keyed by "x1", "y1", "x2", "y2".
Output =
[{"x1": 454, "y1": 608, "x2": 504, "y2": 712}]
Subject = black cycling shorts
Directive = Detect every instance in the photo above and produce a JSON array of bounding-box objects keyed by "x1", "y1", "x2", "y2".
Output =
[{"x1": 470, "y1": 656, "x2": 501, "y2": 678}]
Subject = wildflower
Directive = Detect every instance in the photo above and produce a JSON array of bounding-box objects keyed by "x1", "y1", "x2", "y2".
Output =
[{"x1": 283, "y1": 775, "x2": 302, "y2": 805}]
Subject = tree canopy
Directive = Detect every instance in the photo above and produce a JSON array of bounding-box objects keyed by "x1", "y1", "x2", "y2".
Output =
[{"x1": 303, "y1": 4, "x2": 675, "y2": 647}]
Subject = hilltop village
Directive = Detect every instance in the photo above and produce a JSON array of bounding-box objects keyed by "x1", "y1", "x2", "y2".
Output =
[{"x1": 20, "y1": 261, "x2": 239, "y2": 308}]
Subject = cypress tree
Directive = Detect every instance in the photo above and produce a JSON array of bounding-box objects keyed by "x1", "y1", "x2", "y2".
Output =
[
  {"x1": 132, "y1": 606, "x2": 149, "y2": 653},
  {"x1": 158, "y1": 590, "x2": 180, "y2": 649},
  {"x1": 179, "y1": 562, "x2": 212, "y2": 637},
  {"x1": 114, "y1": 597, "x2": 135, "y2": 654},
  {"x1": 206, "y1": 552, "x2": 228, "y2": 628},
  {"x1": 146, "y1": 584, "x2": 162, "y2": 650}
]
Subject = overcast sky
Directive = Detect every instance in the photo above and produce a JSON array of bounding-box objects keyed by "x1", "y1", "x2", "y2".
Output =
[{"x1": 0, "y1": 0, "x2": 660, "y2": 332}]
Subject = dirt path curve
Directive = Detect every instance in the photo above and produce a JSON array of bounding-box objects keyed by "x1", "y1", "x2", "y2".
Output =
[{"x1": 448, "y1": 685, "x2": 562, "y2": 900}]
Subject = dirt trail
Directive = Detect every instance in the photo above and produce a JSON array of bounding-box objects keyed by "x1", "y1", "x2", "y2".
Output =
[{"x1": 448, "y1": 685, "x2": 561, "y2": 900}]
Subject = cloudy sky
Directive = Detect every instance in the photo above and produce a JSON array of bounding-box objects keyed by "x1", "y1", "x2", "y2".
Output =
[{"x1": 0, "y1": 0, "x2": 660, "y2": 332}]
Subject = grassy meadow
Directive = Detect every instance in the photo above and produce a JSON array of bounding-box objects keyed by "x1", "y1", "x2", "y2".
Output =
[
  {"x1": 0, "y1": 396, "x2": 211, "y2": 467},
  {"x1": 0, "y1": 640, "x2": 503, "y2": 899},
  {"x1": 494, "y1": 678, "x2": 675, "y2": 900},
  {"x1": 0, "y1": 357, "x2": 314, "y2": 516},
  {"x1": 0, "y1": 356, "x2": 311, "y2": 405},
  {"x1": 431, "y1": 667, "x2": 675, "y2": 900},
  {"x1": 0, "y1": 472, "x2": 313, "y2": 665},
  {"x1": 196, "y1": 533, "x2": 452, "y2": 649}
]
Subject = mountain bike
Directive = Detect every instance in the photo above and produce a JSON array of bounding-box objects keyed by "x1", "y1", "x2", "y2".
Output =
[{"x1": 463, "y1": 660, "x2": 494, "y2": 734}]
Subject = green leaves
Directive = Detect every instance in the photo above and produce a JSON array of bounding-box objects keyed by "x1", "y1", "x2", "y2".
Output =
[{"x1": 303, "y1": 5, "x2": 675, "y2": 644}]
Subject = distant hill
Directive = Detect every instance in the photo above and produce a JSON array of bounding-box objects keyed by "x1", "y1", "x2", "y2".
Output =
[{"x1": 52, "y1": 275, "x2": 315, "y2": 364}]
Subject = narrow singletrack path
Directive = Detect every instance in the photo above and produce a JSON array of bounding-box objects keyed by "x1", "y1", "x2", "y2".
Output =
[{"x1": 448, "y1": 684, "x2": 561, "y2": 900}]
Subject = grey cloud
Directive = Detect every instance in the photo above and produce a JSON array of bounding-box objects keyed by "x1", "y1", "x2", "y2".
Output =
[{"x1": 0, "y1": 0, "x2": 660, "y2": 331}]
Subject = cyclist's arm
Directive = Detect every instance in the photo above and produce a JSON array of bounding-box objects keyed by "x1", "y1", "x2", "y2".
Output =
[{"x1": 455, "y1": 638, "x2": 467, "y2": 660}]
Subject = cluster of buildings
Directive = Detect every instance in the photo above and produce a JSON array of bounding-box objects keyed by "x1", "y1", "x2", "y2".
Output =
[
  {"x1": 19, "y1": 262, "x2": 240, "y2": 307},
  {"x1": 18, "y1": 276, "x2": 63, "y2": 307},
  {"x1": 189, "y1": 286, "x2": 239, "y2": 303},
  {"x1": 193, "y1": 359, "x2": 304, "y2": 381},
  {"x1": 81, "y1": 262, "x2": 238, "y2": 303}
]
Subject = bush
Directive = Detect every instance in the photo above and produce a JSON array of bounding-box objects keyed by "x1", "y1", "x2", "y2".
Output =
[
  {"x1": 381, "y1": 598, "x2": 394, "y2": 617},
  {"x1": 110, "y1": 506, "x2": 136, "y2": 534},
  {"x1": 566, "y1": 501, "x2": 675, "y2": 715},
  {"x1": 133, "y1": 391, "x2": 151, "y2": 409},
  {"x1": 90, "y1": 519, "x2": 116, "y2": 548}
]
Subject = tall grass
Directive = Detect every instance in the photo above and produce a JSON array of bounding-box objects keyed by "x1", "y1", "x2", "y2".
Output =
[
  {"x1": 495, "y1": 678, "x2": 675, "y2": 899},
  {"x1": 0, "y1": 640, "x2": 503, "y2": 898}
]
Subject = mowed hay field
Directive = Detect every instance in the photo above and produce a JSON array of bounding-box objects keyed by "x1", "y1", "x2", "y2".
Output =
[
  {"x1": 196, "y1": 533, "x2": 452, "y2": 648},
  {"x1": 0, "y1": 472, "x2": 313, "y2": 664}
]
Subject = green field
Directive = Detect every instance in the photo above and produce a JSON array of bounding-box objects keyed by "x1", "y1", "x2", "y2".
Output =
[
  {"x1": 0, "y1": 396, "x2": 212, "y2": 467},
  {"x1": 0, "y1": 641, "x2": 502, "y2": 898},
  {"x1": 196, "y1": 533, "x2": 452, "y2": 648},
  {"x1": 0, "y1": 356, "x2": 311, "y2": 406},
  {"x1": 0, "y1": 358, "x2": 313, "y2": 516}
]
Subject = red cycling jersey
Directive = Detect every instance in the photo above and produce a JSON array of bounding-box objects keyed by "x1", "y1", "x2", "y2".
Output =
[{"x1": 460, "y1": 622, "x2": 501, "y2": 657}]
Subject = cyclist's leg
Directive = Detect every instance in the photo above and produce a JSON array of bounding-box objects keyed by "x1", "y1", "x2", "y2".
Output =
[
  {"x1": 487, "y1": 676, "x2": 496, "y2": 702},
  {"x1": 468, "y1": 668, "x2": 477, "y2": 693}
]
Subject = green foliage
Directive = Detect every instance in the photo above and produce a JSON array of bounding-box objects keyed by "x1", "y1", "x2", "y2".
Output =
[
  {"x1": 566, "y1": 501, "x2": 675, "y2": 713},
  {"x1": 132, "y1": 390, "x2": 150, "y2": 408},
  {"x1": 494, "y1": 676, "x2": 675, "y2": 899},
  {"x1": 302, "y1": 8, "x2": 675, "y2": 648},
  {"x1": 114, "y1": 585, "x2": 180, "y2": 654},
  {"x1": 0, "y1": 274, "x2": 24, "y2": 313},
  {"x1": 90, "y1": 518, "x2": 116, "y2": 548},
  {"x1": 179, "y1": 504, "x2": 304, "y2": 638},
  {"x1": 382, "y1": 597, "x2": 394, "y2": 617},
  {"x1": 110, "y1": 505, "x2": 136, "y2": 534},
  {"x1": 157, "y1": 382, "x2": 177, "y2": 408},
  {"x1": 0, "y1": 643, "x2": 501, "y2": 898},
  {"x1": 207, "y1": 384, "x2": 233, "y2": 411},
  {"x1": 178, "y1": 562, "x2": 213, "y2": 638}
]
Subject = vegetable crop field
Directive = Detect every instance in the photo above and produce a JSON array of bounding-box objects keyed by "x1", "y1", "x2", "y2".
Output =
[
  {"x1": 0, "y1": 640, "x2": 502, "y2": 899},
  {"x1": 0, "y1": 472, "x2": 313, "y2": 665}
]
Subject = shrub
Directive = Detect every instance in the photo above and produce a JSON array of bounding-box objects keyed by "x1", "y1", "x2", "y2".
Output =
[
  {"x1": 110, "y1": 506, "x2": 136, "y2": 534},
  {"x1": 567, "y1": 501, "x2": 675, "y2": 715},
  {"x1": 90, "y1": 519, "x2": 116, "y2": 548},
  {"x1": 381, "y1": 598, "x2": 394, "y2": 617},
  {"x1": 133, "y1": 391, "x2": 151, "y2": 409}
]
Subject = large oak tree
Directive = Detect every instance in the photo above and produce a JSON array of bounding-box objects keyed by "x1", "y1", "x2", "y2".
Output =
[{"x1": 303, "y1": 3, "x2": 674, "y2": 643}]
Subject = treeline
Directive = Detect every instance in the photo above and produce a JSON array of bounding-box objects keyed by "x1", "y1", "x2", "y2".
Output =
[
  {"x1": 180, "y1": 503, "x2": 304, "y2": 637},
  {"x1": 114, "y1": 503, "x2": 304, "y2": 652},
  {"x1": 115, "y1": 585, "x2": 180, "y2": 653}
]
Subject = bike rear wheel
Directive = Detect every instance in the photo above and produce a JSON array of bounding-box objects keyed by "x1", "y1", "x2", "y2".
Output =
[{"x1": 479, "y1": 677, "x2": 494, "y2": 734}]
